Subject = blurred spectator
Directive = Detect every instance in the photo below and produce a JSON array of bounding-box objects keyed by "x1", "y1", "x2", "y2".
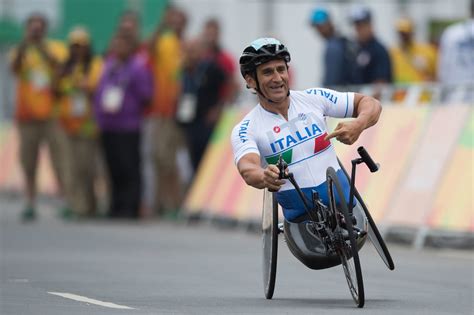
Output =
[
  {"x1": 201, "y1": 17, "x2": 238, "y2": 104},
  {"x1": 94, "y1": 33, "x2": 153, "y2": 219},
  {"x1": 310, "y1": 8, "x2": 355, "y2": 86},
  {"x1": 112, "y1": 10, "x2": 155, "y2": 216},
  {"x1": 147, "y1": 5, "x2": 187, "y2": 216},
  {"x1": 350, "y1": 6, "x2": 392, "y2": 85},
  {"x1": 9, "y1": 13, "x2": 68, "y2": 221},
  {"x1": 437, "y1": 2, "x2": 474, "y2": 102},
  {"x1": 390, "y1": 17, "x2": 437, "y2": 83},
  {"x1": 56, "y1": 27, "x2": 103, "y2": 218},
  {"x1": 177, "y1": 37, "x2": 226, "y2": 173},
  {"x1": 115, "y1": 10, "x2": 151, "y2": 60},
  {"x1": 105, "y1": 10, "x2": 139, "y2": 55},
  {"x1": 117, "y1": 10, "x2": 141, "y2": 40}
]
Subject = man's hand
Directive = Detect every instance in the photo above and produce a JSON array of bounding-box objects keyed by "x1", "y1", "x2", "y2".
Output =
[
  {"x1": 325, "y1": 120, "x2": 364, "y2": 145},
  {"x1": 263, "y1": 165, "x2": 286, "y2": 192},
  {"x1": 325, "y1": 93, "x2": 382, "y2": 145},
  {"x1": 237, "y1": 153, "x2": 287, "y2": 191}
]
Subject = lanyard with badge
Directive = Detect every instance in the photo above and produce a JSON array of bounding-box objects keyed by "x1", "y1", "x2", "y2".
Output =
[
  {"x1": 101, "y1": 61, "x2": 129, "y2": 113},
  {"x1": 29, "y1": 68, "x2": 51, "y2": 90},
  {"x1": 176, "y1": 62, "x2": 209, "y2": 123},
  {"x1": 27, "y1": 46, "x2": 52, "y2": 91},
  {"x1": 69, "y1": 65, "x2": 90, "y2": 117}
]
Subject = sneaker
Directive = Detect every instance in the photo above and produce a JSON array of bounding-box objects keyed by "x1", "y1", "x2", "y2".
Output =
[
  {"x1": 58, "y1": 206, "x2": 77, "y2": 220},
  {"x1": 21, "y1": 206, "x2": 36, "y2": 222},
  {"x1": 162, "y1": 209, "x2": 180, "y2": 221}
]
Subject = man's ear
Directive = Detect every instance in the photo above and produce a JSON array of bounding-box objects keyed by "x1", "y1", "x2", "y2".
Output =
[{"x1": 245, "y1": 74, "x2": 256, "y2": 89}]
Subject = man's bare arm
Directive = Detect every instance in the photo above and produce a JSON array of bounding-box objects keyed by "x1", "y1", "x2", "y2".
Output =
[
  {"x1": 11, "y1": 41, "x2": 28, "y2": 74},
  {"x1": 325, "y1": 93, "x2": 382, "y2": 145},
  {"x1": 237, "y1": 153, "x2": 285, "y2": 191}
]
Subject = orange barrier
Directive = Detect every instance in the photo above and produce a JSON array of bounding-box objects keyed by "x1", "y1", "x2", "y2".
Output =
[{"x1": 183, "y1": 104, "x2": 473, "y2": 233}]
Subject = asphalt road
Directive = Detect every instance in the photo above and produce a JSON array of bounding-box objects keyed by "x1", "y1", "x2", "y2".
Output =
[{"x1": 1, "y1": 197, "x2": 473, "y2": 315}]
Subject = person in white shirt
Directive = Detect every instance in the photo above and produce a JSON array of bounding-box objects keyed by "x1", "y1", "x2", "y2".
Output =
[
  {"x1": 230, "y1": 38, "x2": 381, "y2": 222},
  {"x1": 437, "y1": 3, "x2": 474, "y2": 103}
]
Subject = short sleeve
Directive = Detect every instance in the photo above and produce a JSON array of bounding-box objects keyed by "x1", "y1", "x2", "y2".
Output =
[
  {"x1": 303, "y1": 88, "x2": 355, "y2": 118},
  {"x1": 231, "y1": 118, "x2": 260, "y2": 165},
  {"x1": 88, "y1": 57, "x2": 104, "y2": 89},
  {"x1": 48, "y1": 40, "x2": 68, "y2": 63},
  {"x1": 133, "y1": 58, "x2": 154, "y2": 104},
  {"x1": 8, "y1": 47, "x2": 18, "y2": 64}
]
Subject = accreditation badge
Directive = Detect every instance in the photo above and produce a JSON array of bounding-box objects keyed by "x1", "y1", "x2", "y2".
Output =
[
  {"x1": 71, "y1": 91, "x2": 87, "y2": 116},
  {"x1": 29, "y1": 69, "x2": 50, "y2": 90},
  {"x1": 102, "y1": 86, "x2": 124, "y2": 113},
  {"x1": 176, "y1": 93, "x2": 197, "y2": 123}
]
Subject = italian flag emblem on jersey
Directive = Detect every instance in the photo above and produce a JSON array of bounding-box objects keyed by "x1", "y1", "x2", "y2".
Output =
[
  {"x1": 265, "y1": 132, "x2": 331, "y2": 165},
  {"x1": 314, "y1": 132, "x2": 331, "y2": 154}
]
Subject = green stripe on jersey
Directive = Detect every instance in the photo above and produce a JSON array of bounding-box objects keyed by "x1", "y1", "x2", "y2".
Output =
[{"x1": 265, "y1": 149, "x2": 293, "y2": 165}]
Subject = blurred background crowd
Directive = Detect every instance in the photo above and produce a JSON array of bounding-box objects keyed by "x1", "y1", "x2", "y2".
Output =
[{"x1": 0, "y1": 0, "x2": 472, "y2": 222}]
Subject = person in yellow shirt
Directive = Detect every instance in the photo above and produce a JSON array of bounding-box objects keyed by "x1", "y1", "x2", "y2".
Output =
[
  {"x1": 390, "y1": 17, "x2": 438, "y2": 84},
  {"x1": 57, "y1": 27, "x2": 103, "y2": 218},
  {"x1": 10, "y1": 13, "x2": 68, "y2": 221},
  {"x1": 147, "y1": 5, "x2": 187, "y2": 217}
]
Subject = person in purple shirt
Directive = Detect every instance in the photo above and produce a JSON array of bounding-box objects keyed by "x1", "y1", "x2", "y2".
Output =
[{"x1": 94, "y1": 33, "x2": 153, "y2": 218}]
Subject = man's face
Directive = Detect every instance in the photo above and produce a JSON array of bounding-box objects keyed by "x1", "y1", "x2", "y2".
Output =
[
  {"x1": 248, "y1": 59, "x2": 289, "y2": 103},
  {"x1": 203, "y1": 23, "x2": 219, "y2": 47},
  {"x1": 119, "y1": 16, "x2": 139, "y2": 38},
  {"x1": 26, "y1": 17, "x2": 46, "y2": 41},
  {"x1": 354, "y1": 21, "x2": 372, "y2": 43},
  {"x1": 182, "y1": 38, "x2": 204, "y2": 68},
  {"x1": 313, "y1": 22, "x2": 332, "y2": 39},
  {"x1": 398, "y1": 31, "x2": 412, "y2": 45}
]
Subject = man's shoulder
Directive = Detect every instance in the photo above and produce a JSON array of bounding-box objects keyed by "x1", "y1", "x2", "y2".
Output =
[
  {"x1": 369, "y1": 38, "x2": 390, "y2": 59},
  {"x1": 46, "y1": 39, "x2": 68, "y2": 59},
  {"x1": 231, "y1": 106, "x2": 262, "y2": 144},
  {"x1": 373, "y1": 38, "x2": 389, "y2": 51},
  {"x1": 442, "y1": 20, "x2": 473, "y2": 43},
  {"x1": 216, "y1": 51, "x2": 236, "y2": 74},
  {"x1": 46, "y1": 39, "x2": 66, "y2": 51},
  {"x1": 294, "y1": 88, "x2": 331, "y2": 99},
  {"x1": 232, "y1": 105, "x2": 264, "y2": 128}
]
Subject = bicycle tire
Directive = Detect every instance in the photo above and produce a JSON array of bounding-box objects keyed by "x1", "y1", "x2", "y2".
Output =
[
  {"x1": 337, "y1": 158, "x2": 395, "y2": 270},
  {"x1": 327, "y1": 167, "x2": 365, "y2": 308},
  {"x1": 262, "y1": 189, "x2": 278, "y2": 299}
]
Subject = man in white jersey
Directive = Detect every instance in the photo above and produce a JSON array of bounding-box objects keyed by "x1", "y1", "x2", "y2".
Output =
[{"x1": 231, "y1": 38, "x2": 382, "y2": 222}]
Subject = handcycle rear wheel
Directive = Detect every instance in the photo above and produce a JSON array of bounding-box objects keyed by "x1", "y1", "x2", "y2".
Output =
[
  {"x1": 262, "y1": 189, "x2": 279, "y2": 299},
  {"x1": 327, "y1": 167, "x2": 365, "y2": 308}
]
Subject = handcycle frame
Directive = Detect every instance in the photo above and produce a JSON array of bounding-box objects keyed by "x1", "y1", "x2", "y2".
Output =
[{"x1": 261, "y1": 146, "x2": 395, "y2": 308}]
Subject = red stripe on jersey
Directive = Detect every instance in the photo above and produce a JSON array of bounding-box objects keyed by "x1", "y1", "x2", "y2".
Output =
[{"x1": 314, "y1": 133, "x2": 331, "y2": 153}]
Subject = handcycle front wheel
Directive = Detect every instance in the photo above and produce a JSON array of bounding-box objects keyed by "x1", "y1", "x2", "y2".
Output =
[
  {"x1": 262, "y1": 189, "x2": 279, "y2": 299},
  {"x1": 327, "y1": 167, "x2": 365, "y2": 308}
]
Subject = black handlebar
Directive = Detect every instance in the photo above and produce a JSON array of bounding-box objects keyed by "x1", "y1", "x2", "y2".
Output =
[
  {"x1": 357, "y1": 146, "x2": 379, "y2": 173},
  {"x1": 277, "y1": 155, "x2": 288, "y2": 179}
]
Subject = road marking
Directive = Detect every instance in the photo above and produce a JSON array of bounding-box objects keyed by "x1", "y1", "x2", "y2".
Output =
[
  {"x1": 47, "y1": 292, "x2": 135, "y2": 310},
  {"x1": 8, "y1": 278, "x2": 29, "y2": 283}
]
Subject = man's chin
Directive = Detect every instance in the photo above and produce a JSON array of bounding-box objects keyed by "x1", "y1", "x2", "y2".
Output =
[{"x1": 269, "y1": 92, "x2": 288, "y2": 103}]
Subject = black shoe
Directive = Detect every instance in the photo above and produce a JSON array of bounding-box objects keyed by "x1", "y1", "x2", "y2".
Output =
[{"x1": 21, "y1": 206, "x2": 36, "y2": 222}]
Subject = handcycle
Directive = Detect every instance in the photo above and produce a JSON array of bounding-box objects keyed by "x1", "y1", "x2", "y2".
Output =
[{"x1": 262, "y1": 146, "x2": 395, "y2": 308}]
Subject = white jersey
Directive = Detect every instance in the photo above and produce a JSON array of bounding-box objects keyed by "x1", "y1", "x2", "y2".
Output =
[{"x1": 231, "y1": 88, "x2": 355, "y2": 192}]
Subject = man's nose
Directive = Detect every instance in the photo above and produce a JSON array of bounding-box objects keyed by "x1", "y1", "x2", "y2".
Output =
[{"x1": 271, "y1": 70, "x2": 283, "y2": 82}]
